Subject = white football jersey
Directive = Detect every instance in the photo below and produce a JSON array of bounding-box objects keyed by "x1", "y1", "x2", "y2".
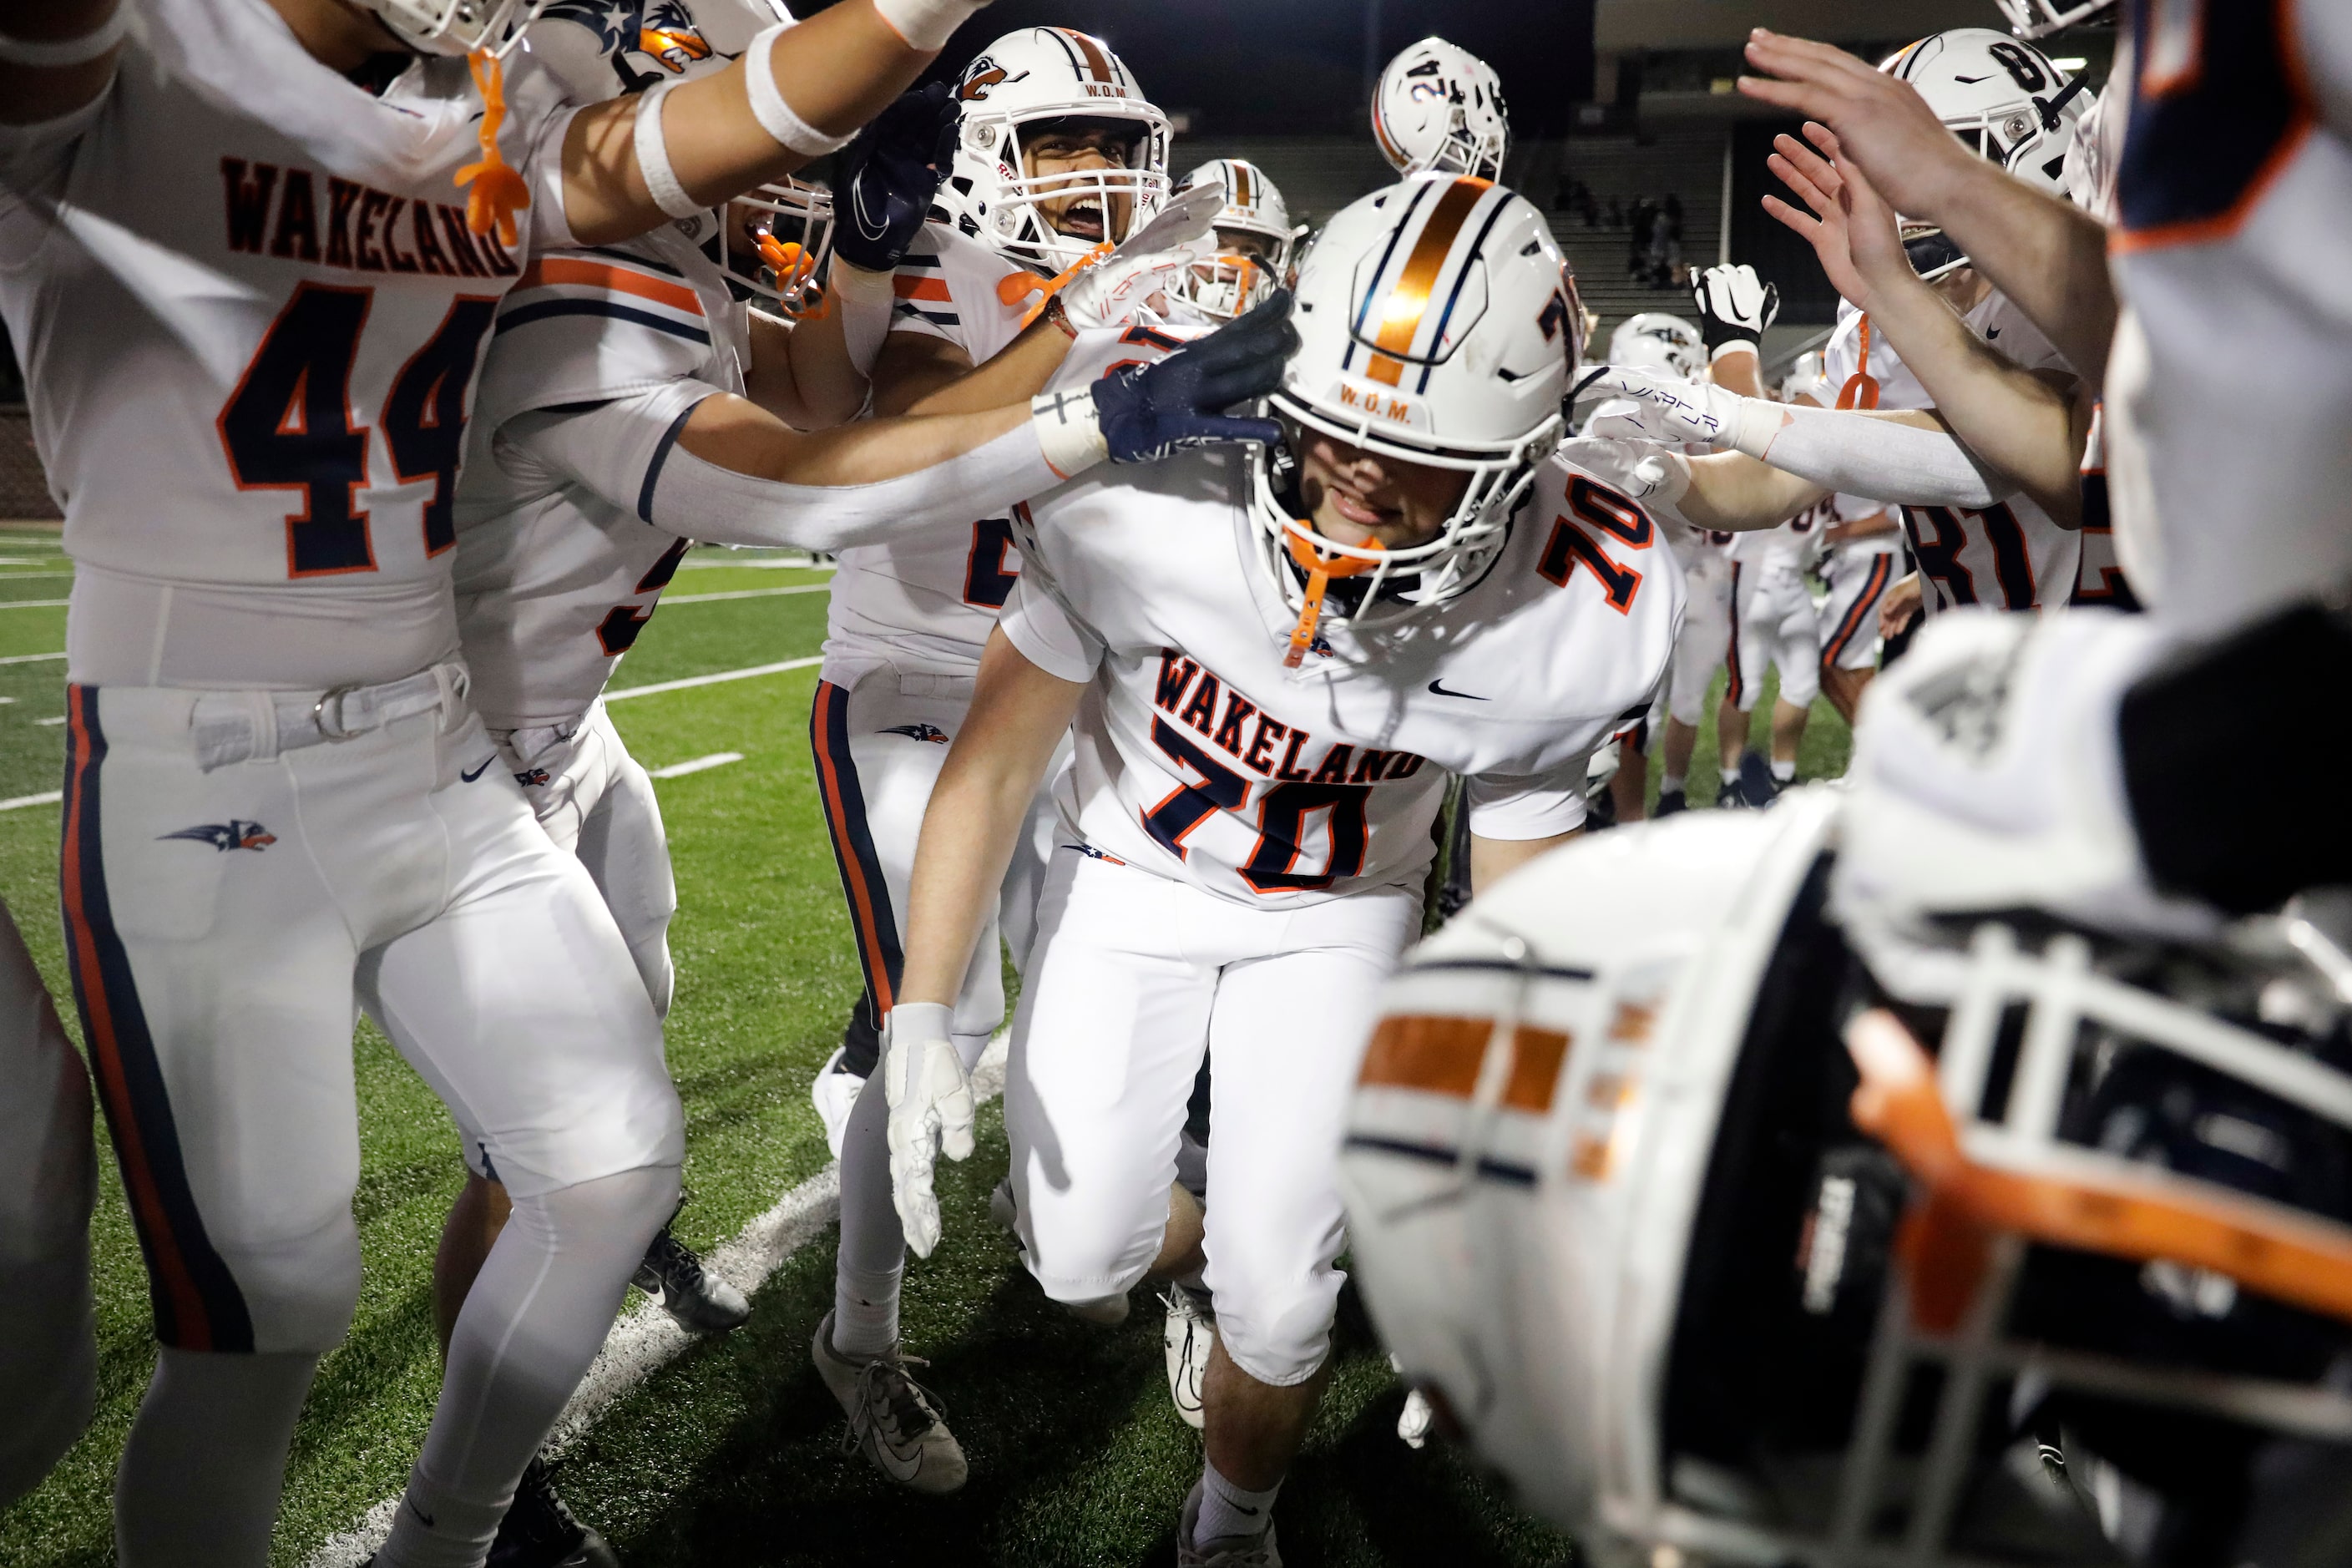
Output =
[
  {"x1": 820, "y1": 220, "x2": 1038, "y2": 679},
  {"x1": 0, "y1": 0, "x2": 577, "y2": 690},
  {"x1": 2107, "y1": 3, "x2": 2352, "y2": 635},
  {"x1": 1000, "y1": 341, "x2": 1683, "y2": 911},
  {"x1": 1823, "y1": 295, "x2": 2079, "y2": 615},
  {"x1": 452, "y1": 222, "x2": 749, "y2": 731}
]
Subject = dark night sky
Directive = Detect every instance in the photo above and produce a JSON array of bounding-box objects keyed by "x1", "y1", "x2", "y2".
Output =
[{"x1": 845, "y1": 1, "x2": 1597, "y2": 137}]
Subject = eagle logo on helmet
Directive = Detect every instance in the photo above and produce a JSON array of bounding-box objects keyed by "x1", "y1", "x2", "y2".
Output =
[
  {"x1": 959, "y1": 55, "x2": 1021, "y2": 101},
  {"x1": 637, "y1": 2, "x2": 712, "y2": 74}
]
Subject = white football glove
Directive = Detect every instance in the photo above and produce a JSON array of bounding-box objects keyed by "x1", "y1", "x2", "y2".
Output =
[
  {"x1": 1832, "y1": 609, "x2": 2224, "y2": 949},
  {"x1": 881, "y1": 1000, "x2": 973, "y2": 1258},
  {"x1": 1584, "y1": 367, "x2": 1781, "y2": 455},
  {"x1": 1057, "y1": 245, "x2": 1198, "y2": 331},
  {"x1": 1692, "y1": 262, "x2": 1778, "y2": 354}
]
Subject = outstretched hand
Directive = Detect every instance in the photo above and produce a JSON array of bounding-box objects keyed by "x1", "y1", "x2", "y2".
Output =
[
  {"x1": 833, "y1": 81, "x2": 959, "y2": 275},
  {"x1": 1737, "y1": 29, "x2": 1982, "y2": 229},
  {"x1": 1090, "y1": 290, "x2": 1297, "y2": 463},
  {"x1": 1763, "y1": 123, "x2": 1914, "y2": 312}
]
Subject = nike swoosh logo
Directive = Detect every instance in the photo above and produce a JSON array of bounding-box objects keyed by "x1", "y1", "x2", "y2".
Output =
[
  {"x1": 406, "y1": 1496, "x2": 437, "y2": 1528},
  {"x1": 1951, "y1": 73, "x2": 1994, "y2": 83},
  {"x1": 460, "y1": 758, "x2": 494, "y2": 782},
  {"x1": 1985, "y1": 326, "x2": 2001, "y2": 339},
  {"x1": 1427, "y1": 680, "x2": 1487, "y2": 701}
]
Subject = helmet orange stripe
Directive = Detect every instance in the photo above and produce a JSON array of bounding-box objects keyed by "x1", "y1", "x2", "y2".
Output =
[
  {"x1": 1359, "y1": 1014, "x2": 1572, "y2": 1115},
  {"x1": 1367, "y1": 176, "x2": 1490, "y2": 382},
  {"x1": 1231, "y1": 160, "x2": 1253, "y2": 209},
  {"x1": 1056, "y1": 27, "x2": 1115, "y2": 83}
]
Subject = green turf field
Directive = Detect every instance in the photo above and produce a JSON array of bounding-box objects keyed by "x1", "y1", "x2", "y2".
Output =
[{"x1": 0, "y1": 527, "x2": 1850, "y2": 1566}]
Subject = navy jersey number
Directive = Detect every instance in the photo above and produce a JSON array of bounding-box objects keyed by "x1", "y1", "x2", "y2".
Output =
[
  {"x1": 964, "y1": 517, "x2": 1021, "y2": 608},
  {"x1": 2120, "y1": 0, "x2": 2309, "y2": 244},
  {"x1": 218, "y1": 283, "x2": 377, "y2": 577},
  {"x1": 384, "y1": 296, "x2": 500, "y2": 557}
]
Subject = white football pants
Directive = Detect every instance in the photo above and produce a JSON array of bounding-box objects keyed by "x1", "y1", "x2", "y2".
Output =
[
  {"x1": 61, "y1": 681, "x2": 683, "y2": 1355},
  {"x1": 1006, "y1": 848, "x2": 1418, "y2": 1386},
  {"x1": 498, "y1": 701, "x2": 677, "y2": 1019},
  {"x1": 1728, "y1": 558, "x2": 1823, "y2": 712},
  {"x1": 1818, "y1": 544, "x2": 1900, "y2": 673},
  {"x1": 0, "y1": 894, "x2": 97, "y2": 1507},
  {"x1": 1667, "y1": 551, "x2": 1735, "y2": 728}
]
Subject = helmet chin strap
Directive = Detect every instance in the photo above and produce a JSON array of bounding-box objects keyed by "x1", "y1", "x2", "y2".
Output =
[
  {"x1": 1282, "y1": 529, "x2": 1382, "y2": 669},
  {"x1": 1838, "y1": 315, "x2": 1880, "y2": 411},
  {"x1": 455, "y1": 50, "x2": 530, "y2": 245}
]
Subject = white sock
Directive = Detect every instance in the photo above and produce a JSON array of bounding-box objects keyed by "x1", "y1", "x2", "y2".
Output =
[
  {"x1": 1720, "y1": 766, "x2": 1742, "y2": 787},
  {"x1": 1195, "y1": 1459, "x2": 1282, "y2": 1545},
  {"x1": 1660, "y1": 772, "x2": 1684, "y2": 793},
  {"x1": 833, "y1": 1262, "x2": 903, "y2": 1360},
  {"x1": 833, "y1": 1067, "x2": 905, "y2": 1359},
  {"x1": 1772, "y1": 759, "x2": 1797, "y2": 782},
  {"x1": 377, "y1": 1164, "x2": 679, "y2": 1568},
  {"x1": 115, "y1": 1348, "x2": 318, "y2": 1565}
]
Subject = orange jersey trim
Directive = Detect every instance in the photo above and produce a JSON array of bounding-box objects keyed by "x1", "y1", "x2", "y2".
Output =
[{"x1": 516, "y1": 258, "x2": 705, "y2": 316}]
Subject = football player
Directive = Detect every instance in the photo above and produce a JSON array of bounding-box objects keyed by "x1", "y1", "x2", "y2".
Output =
[
  {"x1": 1167, "y1": 158, "x2": 1302, "y2": 322},
  {"x1": 1717, "y1": 503, "x2": 1822, "y2": 810},
  {"x1": 784, "y1": 28, "x2": 1195, "y2": 1491},
  {"x1": 1371, "y1": 36, "x2": 1510, "y2": 181},
  {"x1": 0, "y1": 896, "x2": 96, "y2": 1510},
  {"x1": 0, "y1": 0, "x2": 990, "y2": 1557},
  {"x1": 880, "y1": 175, "x2": 1688, "y2": 1565}
]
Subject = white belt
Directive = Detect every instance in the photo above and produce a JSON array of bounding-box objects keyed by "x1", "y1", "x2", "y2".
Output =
[
  {"x1": 898, "y1": 671, "x2": 975, "y2": 700},
  {"x1": 190, "y1": 662, "x2": 470, "y2": 771}
]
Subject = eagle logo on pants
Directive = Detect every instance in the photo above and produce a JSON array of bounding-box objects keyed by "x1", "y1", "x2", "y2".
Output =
[
  {"x1": 159, "y1": 820, "x2": 276, "y2": 852},
  {"x1": 883, "y1": 723, "x2": 952, "y2": 744}
]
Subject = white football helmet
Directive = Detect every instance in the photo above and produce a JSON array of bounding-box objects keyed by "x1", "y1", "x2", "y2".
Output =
[
  {"x1": 1991, "y1": 0, "x2": 2117, "y2": 41},
  {"x1": 1167, "y1": 159, "x2": 1302, "y2": 322},
  {"x1": 1606, "y1": 314, "x2": 1704, "y2": 382},
  {"x1": 1882, "y1": 29, "x2": 2091, "y2": 279},
  {"x1": 1372, "y1": 38, "x2": 1511, "y2": 183},
  {"x1": 1779, "y1": 348, "x2": 1828, "y2": 404},
  {"x1": 1251, "y1": 174, "x2": 1581, "y2": 640},
  {"x1": 1343, "y1": 792, "x2": 2352, "y2": 1565},
  {"x1": 361, "y1": 0, "x2": 542, "y2": 57},
  {"x1": 934, "y1": 28, "x2": 1173, "y2": 277},
  {"x1": 525, "y1": 0, "x2": 831, "y2": 313}
]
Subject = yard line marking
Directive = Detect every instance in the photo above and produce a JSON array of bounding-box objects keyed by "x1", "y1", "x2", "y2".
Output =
[
  {"x1": 33, "y1": 716, "x2": 63, "y2": 726},
  {"x1": 604, "y1": 655, "x2": 821, "y2": 701},
  {"x1": 0, "y1": 790, "x2": 63, "y2": 813},
  {"x1": 678, "y1": 555, "x2": 837, "y2": 570},
  {"x1": 301, "y1": 1037, "x2": 1012, "y2": 1568},
  {"x1": 660, "y1": 584, "x2": 830, "y2": 605},
  {"x1": 648, "y1": 751, "x2": 743, "y2": 780},
  {"x1": 0, "y1": 651, "x2": 65, "y2": 665},
  {"x1": 0, "y1": 598, "x2": 68, "y2": 609},
  {"x1": 0, "y1": 569, "x2": 73, "y2": 579}
]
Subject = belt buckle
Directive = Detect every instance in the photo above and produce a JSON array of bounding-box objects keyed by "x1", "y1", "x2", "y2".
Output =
[{"x1": 313, "y1": 685, "x2": 360, "y2": 741}]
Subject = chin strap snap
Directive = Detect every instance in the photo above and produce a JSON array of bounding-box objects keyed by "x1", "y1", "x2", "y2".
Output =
[
  {"x1": 1282, "y1": 530, "x2": 1380, "y2": 669},
  {"x1": 457, "y1": 50, "x2": 531, "y2": 246},
  {"x1": 756, "y1": 235, "x2": 829, "y2": 318},
  {"x1": 1837, "y1": 313, "x2": 1880, "y2": 411}
]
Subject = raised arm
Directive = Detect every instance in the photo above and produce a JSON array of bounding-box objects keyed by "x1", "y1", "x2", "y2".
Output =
[
  {"x1": 0, "y1": 0, "x2": 124, "y2": 127},
  {"x1": 1737, "y1": 28, "x2": 2115, "y2": 387},
  {"x1": 559, "y1": 0, "x2": 984, "y2": 246},
  {"x1": 1764, "y1": 125, "x2": 2088, "y2": 526}
]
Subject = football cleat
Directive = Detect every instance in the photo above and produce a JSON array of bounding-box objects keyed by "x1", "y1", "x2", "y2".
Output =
[
  {"x1": 633, "y1": 1228, "x2": 751, "y2": 1333},
  {"x1": 811, "y1": 1044, "x2": 867, "y2": 1161},
  {"x1": 1737, "y1": 751, "x2": 1782, "y2": 810},
  {"x1": 488, "y1": 1457, "x2": 619, "y2": 1568},
  {"x1": 1178, "y1": 1479, "x2": 1283, "y2": 1568},
  {"x1": 988, "y1": 1175, "x2": 1021, "y2": 1244},
  {"x1": 1653, "y1": 787, "x2": 1687, "y2": 817},
  {"x1": 812, "y1": 1312, "x2": 969, "y2": 1494},
  {"x1": 1161, "y1": 1286, "x2": 1216, "y2": 1430}
]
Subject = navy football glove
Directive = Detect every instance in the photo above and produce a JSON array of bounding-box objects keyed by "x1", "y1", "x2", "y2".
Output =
[
  {"x1": 1091, "y1": 291, "x2": 1297, "y2": 464},
  {"x1": 832, "y1": 83, "x2": 959, "y2": 275}
]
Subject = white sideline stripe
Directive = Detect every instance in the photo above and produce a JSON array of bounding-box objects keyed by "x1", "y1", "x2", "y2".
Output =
[
  {"x1": 0, "y1": 790, "x2": 62, "y2": 813},
  {"x1": 604, "y1": 655, "x2": 822, "y2": 702},
  {"x1": 0, "y1": 569, "x2": 72, "y2": 579},
  {"x1": 300, "y1": 1038, "x2": 1011, "y2": 1568},
  {"x1": 0, "y1": 598, "x2": 67, "y2": 609},
  {"x1": 0, "y1": 650, "x2": 65, "y2": 665},
  {"x1": 678, "y1": 556, "x2": 837, "y2": 571},
  {"x1": 660, "y1": 584, "x2": 830, "y2": 605},
  {"x1": 648, "y1": 751, "x2": 743, "y2": 780}
]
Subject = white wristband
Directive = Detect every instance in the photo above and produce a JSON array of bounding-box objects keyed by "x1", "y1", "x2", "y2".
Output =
[
  {"x1": 632, "y1": 83, "x2": 702, "y2": 222},
  {"x1": 831, "y1": 261, "x2": 898, "y2": 378},
  {"x1": 868, "y1": 0, "x2": 986, "y2": 52},
  {"x1": 1030, "y1": 388, "x2": 1109, "y2": 478},
  {"x1": 0, "y1": 3, "x2": 129, "y2": 66},
  {"x1": 744, "y1": 22, "x2": 854, "y2": 158}
]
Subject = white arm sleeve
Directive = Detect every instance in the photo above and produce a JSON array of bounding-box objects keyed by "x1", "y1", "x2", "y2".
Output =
[
  {"x1": 1749, "y1": 402, "x2": 2018, "y2": 508},
  {"x1": 832, "y1": 261, "x2": 898, "y2": 379},
  {"x1": 503, "y1": 382, "x2": 1066, "y2": 552}
]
